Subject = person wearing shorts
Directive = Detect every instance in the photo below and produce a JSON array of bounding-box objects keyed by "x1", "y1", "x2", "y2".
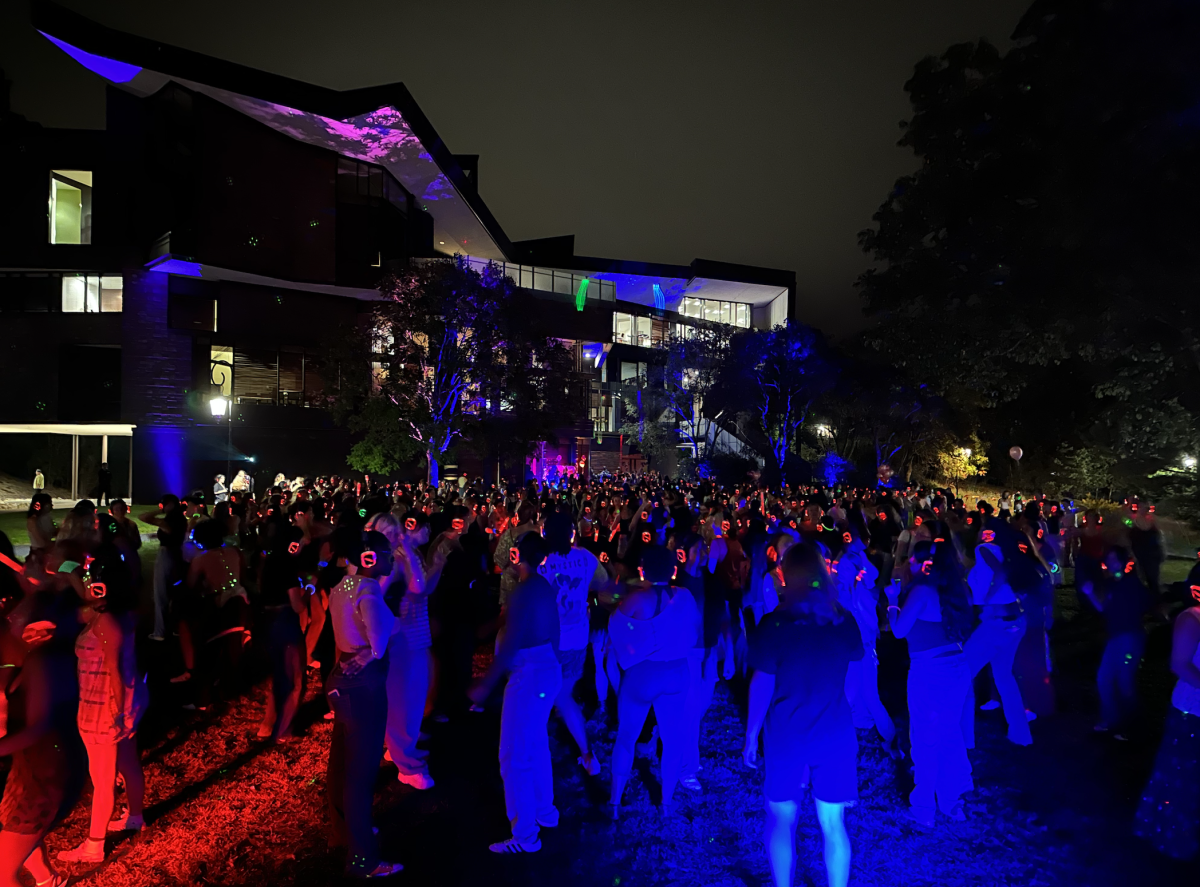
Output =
[{"x1": 744, "y1": 542, "x2": 863, "y2": 887}]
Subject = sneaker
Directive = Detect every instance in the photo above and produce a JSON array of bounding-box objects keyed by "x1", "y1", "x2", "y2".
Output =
[
  {"x1": 1025, "y1": 709, "x2": 1038, "y2": 722},
  {"x1": 941, "y1": 803, "x2": 967, "y2": 822},
  {"x1": 488, "y1": 836, "x2": 541, "y2": 854},
  {"x1": 679, "y1": 775, "x2": 703, "y2": 793},
  {"x1": 58, "y1": 838, "x2": 105, "y2": 863},
  {"x1": 536, "y1": 807, "x2": 560, "y2": 828},
  {"x1": 578, "y1": 753, "x2": 601, "y2": 777},
  {"x1": 396, "y1": 771, "x2": 435, "y2": 790},
  {"x1": 148, "y1": 634, "x2": 166, "y2": 642},
  {"x1": 108, "y1": 812, "x2": 144, "y2": 832},
  {"x1": 907, "y1": 806, "x2": 936, "y2": 828},
  {"x1": 979, "y1": 699, "x2": 1001, "y2": 711},
  {"x1": 365, "y1": 861, "x2": 404, "y2": 878}
]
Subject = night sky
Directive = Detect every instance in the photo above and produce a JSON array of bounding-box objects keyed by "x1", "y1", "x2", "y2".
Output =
[{"x1": 2, "y1": 0, "x2": 1030, "y2": 337}]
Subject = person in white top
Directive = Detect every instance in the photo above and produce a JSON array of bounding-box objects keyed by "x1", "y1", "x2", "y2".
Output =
[
  {"x1": 607, "y1": 546, "x2": 700, "y2": 818},
  {"x1": 537, "y1": 511, "x2": 609, "y2": 776},
  {"x1": 962, "y1": 531, "x2": 1032, "y2": 746},
  {"x1": 1137, "y1": 582, "x2": 1200, "y2": 859}
]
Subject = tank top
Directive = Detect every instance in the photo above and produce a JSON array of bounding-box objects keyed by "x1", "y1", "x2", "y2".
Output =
[{"x1": 1171, "y1": 608, "x2": 1200, "y2": 715}]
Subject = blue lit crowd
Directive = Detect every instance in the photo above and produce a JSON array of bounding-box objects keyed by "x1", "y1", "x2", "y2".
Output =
[{"x1": 0, "y1": 475, "x2": 1197, "y2": 886}]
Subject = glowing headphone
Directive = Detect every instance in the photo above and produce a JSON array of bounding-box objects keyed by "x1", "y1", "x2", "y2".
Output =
[
  {"x1": 360, "y1": 551, "x2": 377, "y2": 570},
  {"x1": 288, "y1": 541, "x2": 301, "y2": 555}
]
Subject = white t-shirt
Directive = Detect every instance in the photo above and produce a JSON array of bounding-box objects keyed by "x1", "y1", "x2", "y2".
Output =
[{"x1": 538, "y1": 547, "x2": 607, "y2": 651}]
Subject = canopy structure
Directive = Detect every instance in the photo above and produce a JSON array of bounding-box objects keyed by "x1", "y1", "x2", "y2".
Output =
[{"x1": 0, "y1": 423, "x2": 135, "y2": 501}]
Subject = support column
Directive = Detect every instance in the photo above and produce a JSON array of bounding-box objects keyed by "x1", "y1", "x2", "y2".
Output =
[
  {"x1": 128, "y1": 435, "x2": 134, "y2": 501},
  {"x1": 101, "y1": 434, "x2": 109, "y2": 464},
  {"x1": 71, "y1": 434, "x2": 79, "y2": 501}
]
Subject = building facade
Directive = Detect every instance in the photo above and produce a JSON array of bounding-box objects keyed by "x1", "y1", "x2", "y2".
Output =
[{"x1": 0, "y1": 2, "x2": 796, "y2": 499}]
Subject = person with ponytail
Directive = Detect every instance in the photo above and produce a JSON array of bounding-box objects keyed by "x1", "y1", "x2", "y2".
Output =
[{"x1": 887, "y1": 539, "x2": 975, "y2": 827}]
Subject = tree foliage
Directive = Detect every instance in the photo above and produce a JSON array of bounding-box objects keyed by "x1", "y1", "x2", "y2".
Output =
[
  {"x1": 328, "y1": 258, "x2": 579, "y2": 483},
  {"x1": 858, "y1": 0, "x2": 1200, "y2": 486}
]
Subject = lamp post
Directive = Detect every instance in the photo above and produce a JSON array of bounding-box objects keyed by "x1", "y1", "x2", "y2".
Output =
[{"x1": 209, "y1": 396, "x2": 231, "y2": 495}]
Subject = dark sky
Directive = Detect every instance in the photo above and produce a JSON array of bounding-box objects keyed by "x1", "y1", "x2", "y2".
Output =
[{"x1": 2, "y1": 0, "x2": 1030, "y2": 337}]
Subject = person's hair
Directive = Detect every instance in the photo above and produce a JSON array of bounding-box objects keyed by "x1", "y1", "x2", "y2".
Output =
[
  {"x1": 516, "y1": 501, "x2": 537, "y2": 525},
  {"x1": 515, "y1": 530, "x2": 549, "y2": 566},
  {"x1": 542, "y1": 511, "x2": 574, "y2": 555},
  {"x1": 28, "y1": 492, "x2": 53, "y2": 516},
  {"x1": 910, "y1": 540, "x2": 973, "y2": 644},
  {"x1": 779, "y1": 542, "x2": 842, "y2": 624},
  {"x1": 639, "y1": 545, "x2": 676, "y2": 583},
  {"x1": 288, "y1": 500, "x2": 313, "y2": 518},
  {"x1": 161, "y1": 493, "x2": 180, "y2": 509},
  {"x1": 192, "y1": 518, "x2": 226, "y2": 551},
  {"x1": 88, "y1": 547, "x2": 136, "y2": 615},
  {"x1": 365, "y1": 511, "x2": 403, "y2": 550}
]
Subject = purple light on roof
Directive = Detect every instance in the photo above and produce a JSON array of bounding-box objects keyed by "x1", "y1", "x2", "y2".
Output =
[
  {"x1": 144, "y1": 255, "x2": 203, "y2": 277},
  {"x1": 39, "y1": 32, "x2": 142, "y2": 84}
]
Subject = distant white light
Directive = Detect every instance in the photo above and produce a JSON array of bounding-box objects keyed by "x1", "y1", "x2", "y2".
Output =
[
  {"x1": 813, "y1": 424, "x2": 831, "y2": 437},
  {"x1": 962, "y1": 448, "x2": 972, "y2": 458},
  {"x1": 1184, "y1": 455, "x2": 1197, "y2": 469}
]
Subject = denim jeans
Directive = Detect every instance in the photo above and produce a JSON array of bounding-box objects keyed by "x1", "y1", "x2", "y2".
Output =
[
  {"x1": 326, "y1": 656, "x2": 389, "y2": 876},
  {"x1": 499, "y1": 643, "x2": 562, "y2": 843}
]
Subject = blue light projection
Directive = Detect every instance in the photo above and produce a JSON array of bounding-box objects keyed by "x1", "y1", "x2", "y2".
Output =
[
  {"x1": 145, "y1": 255, "x2": 203, "y2": 277},
  {"x1": 39, "y1": 32, "x2": 143, "y2": 84},
  {"x1": 653, "y1": 283, "x2": 665, "y2": 311},
  {"x1": 140, "y1": 426, "x2": 185, "y2": 499}
]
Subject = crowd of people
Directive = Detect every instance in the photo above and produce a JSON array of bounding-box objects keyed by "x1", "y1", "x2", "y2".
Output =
[{"x1": 0, "y1": 472, "x2": 1196, "y2": 886}]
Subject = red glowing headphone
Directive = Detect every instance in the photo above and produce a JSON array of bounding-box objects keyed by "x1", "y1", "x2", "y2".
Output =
[
  {"x1": 676, "y1": 548, "x2": 687, "y2": 564},
  {"x1": 405, "y1": 517, "x2": 417, "y2": 531},
  {"x1": 843, "y1": 531, "x2": 852, "y2": 543},
  {"x1": 641, "y1": 531, "x2": 652, "y2": 544},
  {"x1": 288, "y1": 541, "x2": 301, "y2": 555},
  {"x1": 88, "y1": 580, "x2": 107, "y2": 599},
  {"x1": 360, "y1": 551, "x2": 377, "y2": 570},
  {"x1": 508, "y1": 546, "x2": 520, "y2": 565}
]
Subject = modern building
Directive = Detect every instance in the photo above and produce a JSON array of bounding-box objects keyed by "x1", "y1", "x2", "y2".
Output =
[{"x1": 0, "y1": 2, "x2": 796, "y2": 499}]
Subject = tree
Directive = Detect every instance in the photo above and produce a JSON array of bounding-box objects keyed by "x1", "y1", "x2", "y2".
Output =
[
  {"x1": 858, "y1": 0, "x2": 1200, "y2": 486},
  {"x1": 329, "y1": 257, "x2": 578, "y2": 484},
  {"x1": 660, "y1": 326, "x2": 731, "y2": 462},
  {"x1": 709, "y1": 321, "x2": 836, "y2": 483}
]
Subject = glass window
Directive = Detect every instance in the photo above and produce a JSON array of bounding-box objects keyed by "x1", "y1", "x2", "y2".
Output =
[
  {"x1": 520, "y1": 266, "x2": 534, "y2": 289},
  {"x1": 49, "y1": 170, "x2": 92, "y2": 244},
  {"x1": 736, "y1": 303, "x2": 749, "y2": 328},
  {"x1": 613, "y1": 312, "x2": 633, "y2": 344},
  {"x1": 635, "y1": 315, "x2": 652, "y2": 347},
  {"x1": 61, "y1": 274, "x2": 86, "y2": 312},
  {"x1": 601, "y1": 280, "x2": 616, "y2": 301},
  {"x1": 210, "y1": 345, "x2": 233, "y2": 396},
  {"x1": 720, "y1": 301, "x2": 733, "y2": 325},
  {"x1": 100, "y1": 276, "x2": 123, "y2": 312},
  {"x1": 534, "y1": 268, "x2": 552, "y2": 292},
  {"x1": 553, "y1": 270, "x2": 572, "y2": 295}
]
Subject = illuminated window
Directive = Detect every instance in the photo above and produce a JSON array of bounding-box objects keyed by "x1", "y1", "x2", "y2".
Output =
[
  {"x1": 210, "y1": 345, "x2": 233, "y2": 396},
  {"x1": 635, "y1": 315, "x2": 652, "y2": 347},
  {"x1": 613, "y1": 312, "x2": 633, "y2": 344},
  {"x1": 736, "y1": 303, "x2": 749, "y2": 328},
  {"x1": 61, "y1": 274, "x2": 121, "y2": 312},
  {"x1": 49, "y1": 170, "x2": 93, "y2": 244},
  {"x1": 100, "y1": 276, "x2": 123, "y2": 312}
]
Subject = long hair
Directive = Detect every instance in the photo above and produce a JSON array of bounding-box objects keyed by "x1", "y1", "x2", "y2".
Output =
[
  {"x1": 911, "y1": 540, "x2": 973, "y2": 644},
  {"x1": 779, "y1": 542, "x2": 843, "y2": 625}
]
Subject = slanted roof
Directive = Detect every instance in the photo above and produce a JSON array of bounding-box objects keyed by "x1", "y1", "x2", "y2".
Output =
[{"x1": 32, "y1": 0, "x2": 512, "y2": 260}]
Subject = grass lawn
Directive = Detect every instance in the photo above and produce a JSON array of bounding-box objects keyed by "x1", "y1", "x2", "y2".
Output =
[
  {"x1": 0, "y1": 505, "x2": 161, "y2": 548},
  {"x1": 37, "y1": 554, "x2": 1200, "y2": 887}
]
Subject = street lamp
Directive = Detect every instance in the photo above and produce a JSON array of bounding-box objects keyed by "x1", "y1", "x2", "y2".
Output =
[
  {"x1": 1184, "y1": 455, "x2": 1197, "y2": 469},
  {"x1": 209, "y1": 396, "x2": 232, "y2": 495}
]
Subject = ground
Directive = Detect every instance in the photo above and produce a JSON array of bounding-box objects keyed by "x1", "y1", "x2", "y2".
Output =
[{"x1": 24, "y1": 560, "x2": 1200, "y2": 886}]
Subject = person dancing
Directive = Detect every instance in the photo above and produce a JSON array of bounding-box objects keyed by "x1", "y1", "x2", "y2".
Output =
[
  {"x1": 887, "y1": 540, "x2": 975, "y2": 826},
  {"x1": 744, "y1": 542, "x2": 862, "y2": 887}
]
